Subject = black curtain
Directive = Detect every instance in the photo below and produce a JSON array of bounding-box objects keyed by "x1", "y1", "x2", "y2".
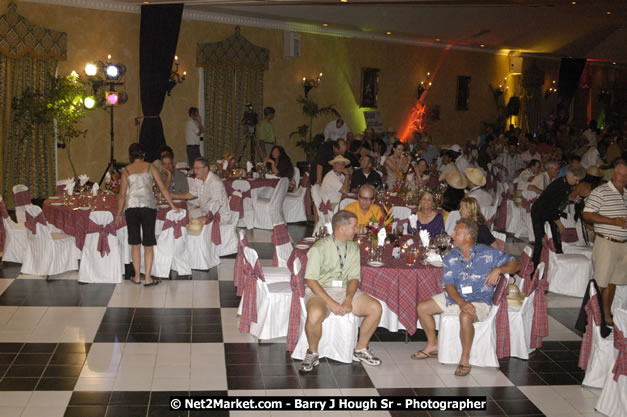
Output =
[
  {"x1": 139, "y1": 4, "x2": 184, "y2": 162},
  {"x1": 555, "y1": 58, "x2": 586, "y2": 123}
]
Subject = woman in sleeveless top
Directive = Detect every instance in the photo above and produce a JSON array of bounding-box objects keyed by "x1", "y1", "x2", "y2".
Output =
[
  {"x1": 115, "y1": 143, "x2": 178, "y2": 286},
  {"x1": 384, "y1": 141, "x2": 410, "y2": 188}
]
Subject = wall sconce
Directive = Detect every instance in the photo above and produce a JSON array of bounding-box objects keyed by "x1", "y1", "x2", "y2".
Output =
[
  {"x1": 301, "y1": 72, "x2": 322, "y2": 97},
  {"x1": 416, "y1": 72, "x2": 432, "y2": 99},
  {"x1": 167, "y1": 55, "x2": 186, "y2": 96}
]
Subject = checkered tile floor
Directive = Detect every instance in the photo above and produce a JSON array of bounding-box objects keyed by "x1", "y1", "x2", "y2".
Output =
[{"x1": 0, "y1": 225, "x2": 605, "y2": 417}]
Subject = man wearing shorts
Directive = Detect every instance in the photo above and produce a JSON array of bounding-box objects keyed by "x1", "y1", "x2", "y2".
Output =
[
  {"x1": 299, "y1": 210, "x2": 383, "y2": 373},
  {"x1": 412, "y1": 218, "x2": 519, "y2": 376}
]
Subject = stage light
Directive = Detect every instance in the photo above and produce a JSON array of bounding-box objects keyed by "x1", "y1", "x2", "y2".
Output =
[
  {"x1": 106, "y1": 91, "x2": 119, "y2": 105},
  {"x1": 117, "y1": 91, "x2": 128, "y2": 105},
  {"x1": 106, "y1": 64, "x2": 119, "y2": 79},
  {"x1": 84, "y1": 96, "x2": 96, "y2": 109},
  {"x1": 85, "y1": 63, "x2": 97, "y2": 76}
]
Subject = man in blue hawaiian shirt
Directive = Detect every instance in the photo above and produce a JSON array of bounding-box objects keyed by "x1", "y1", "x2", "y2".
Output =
[{"x1": 411, "y1": 218, "x2": 519, "y2": 376}]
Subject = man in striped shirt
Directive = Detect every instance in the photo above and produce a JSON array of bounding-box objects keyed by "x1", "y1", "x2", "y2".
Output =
[{"x1": 583, "y1": 160, "x2": 627, "y2": 323}]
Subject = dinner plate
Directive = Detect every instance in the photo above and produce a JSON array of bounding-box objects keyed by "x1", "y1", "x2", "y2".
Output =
[
  {"x1": 48, "y1": 196, "x2": 61, "y2": 200},
  {"x1": 345, "y1": 193, "x2": 357, "y2": 197},
  {"x1": 294, "y1": 244, "x2": 310, "y2": 250},
  {"x1": 78, "y1": 207, "x2": 91, "y2": 211},
  {"x1": 367, "y1": 261, "x2": 384, "y2": 267},
  {"x1": 173, "y1": 199, "x2": 183, "y2": 203},
  {"x1": 159, "y1": 204, "x2": 169, "y2": 209},
  {"x1": 303, "y1": 237, "x2": 316, "y2": 242},
  {"x1": 407, "y1": 205, "x2": 417, "y2": 209},
  {"x1": 50, "y1": 202, "x2": 64, "y2": 206},
  {"x1": 428, "y1": 260, "x2": 444, "y2": 267}
]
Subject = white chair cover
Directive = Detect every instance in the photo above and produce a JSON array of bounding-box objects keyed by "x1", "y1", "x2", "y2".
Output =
[
  {"x1": 339, "y1": 198, "x2": 356, "y2": 211},
  {"x1": 444, "y1": 210, "x2": 461, "y2": 235},
  {"x1": 78, "y1": 211, "x2": 123, "y2": 283},
  {"x1": 143, "y1": 209, "x2": 192, "y2": 278},
  {"x1": 379, "y1": 298, "x2": 441, "y2": 333},
  {"x1": 117, "y1": 226, "x2": 131, "y2": 265},
  {"x1": 311, "y1": 184, "x2": 333, "y2": 235},
  {"x1": 545, "y1": 222, "x2": 592, "y2": 297},
  {"x1": 272, "y1": 224, "x2": 293, "y2": 269},
  {"x1": 187, "y1": 214, "x2": 220, "y2": 270},
  {"x1": 612, "y1": 286, "x2": 627, "y2": 316},
  {"x1": 582, "y1": 282, "x2": 615, "y2": 389},
  {"x1": 506, "y1": 201, "x2": 528, "y2": 238},
  {"x1": 232, "y1": 179, "x2": 254, "y2": 229},
  {"x1": 437, "y1": 302, "x2": 500, "y2": 367},
  {"x1": 242, "y1": 246, "x2": 292, "y2": 340},
  {"x1": 12, "y1": 184, "x2": 29, "y2": 224},
  {"x1": 21, "y1": 205, "x2": 77, "y2": 276},
  {"x1": 175, "y1": 162, "x2": 189, "y2": 176},
  {"x1": 595, "y1": 308, "x2": 627, "y2": 417},
  {"x1": 493, "y1": 231, "x2": 506, "y2": 252},
  {"x1": 1, "y1": 197, "x2": 27, "y2": 263},
  {"x1": 292, "y1": 167, "x2": 301, "y2": 189},
  {"x1": 217, "y1": 209, "x2": 240, "y2": 256},
  {"x1": 284, "y1": 172, "x2": 308, "y2": 223},
  {"x1": 509, "y1": 262, "x2": 545, "y2": 360},
  {"x1": 253, "y1": 178, "x2": 289, "y2": 230},
  {"x1": 391, "y1": 206, "x2": 411, "y2": 234}
]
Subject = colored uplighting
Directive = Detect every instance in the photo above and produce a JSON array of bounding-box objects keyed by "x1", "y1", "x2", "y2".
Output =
[
  {"x1": 84, "y1": 96, "x2": 96, "y2": 109},
  {"x1": 85, "y1": 63, "x2": 97, "y2": 76},
  {"x1": 106, "y1": 92, "x2": 119, "y2": 105}
]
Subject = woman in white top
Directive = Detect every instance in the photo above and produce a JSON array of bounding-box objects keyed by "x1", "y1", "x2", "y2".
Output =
[
  {"x1": 385, "y1": 141, "x2": 409, "y2": 188},
  {"x1": 115, "y1": 143, "x2": 178, "y2": 286}
]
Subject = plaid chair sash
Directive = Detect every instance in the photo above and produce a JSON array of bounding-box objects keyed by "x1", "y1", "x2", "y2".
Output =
[
  {"x1": 611, "y1": 326, "x2": 626, "y2": 381},
  {"x1": 234, "y1": 235, "x2": 249, "y2": 295},
  {"x1": 319, "y1": 200, "x2": 332, "y2": 215},
  {"x1": 561, "y1": 228, "x2": 578, "y2": 243},
  {"x1": 578, "y1": 294, "x2": 602, "y2": 370},
  {"x1": 229, "y1": 193, "x2": 244, "y2": 217},
  {"x1": 162, "y1": 216, "x2": 189, "y2": 239},
  {"x1": 521, "y1": 197, "x2": 537, "y2": 213},
  {"x1": 495, "y1": 191, "x2": 512, "y2": 230},
  {"x1": 0, "y1": 200, "x2": 6, "y2": 252},
  {"x1": 528, "y1": 267, "x2": 549, "y2": 349},
  {"x1": 14, "y1": 190, "x2": 30, "y2": 207},
  {"x1": 86, "y1": 220, "x2": 117, "y2": 257},
  {"x1": 519, "y1": 250, "x2": 534, "y2": 283},
  {"x1": 272, "y1": 224, "x2": 291, "y2": 267},
  {"x1": 0, "y1": 200, "x2": 8, "y2": 220},
  {"x1": 493, "y1": 275, "x2": 511, "y2": 359},
  {"x1": 539, "y1": 235, "x2": 555, "y2": 281},
  {"x1": 287, "y1": 248, "x2": 308, "y2": 352},
  {"x1": 25, "y1": 211, "x2": 47, "y2": 235},
  {"x1": 238, "y1": 258, "x2": 265, "y2": 334},
  {"x1": 204, "y1": 211, "x2": 222, "y2": 245},
  {"x1": 486, "y1": 170, "x2": 497, "y2": 192}
]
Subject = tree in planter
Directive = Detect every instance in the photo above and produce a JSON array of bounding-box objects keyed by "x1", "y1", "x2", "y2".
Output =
[
  {"x1": 289, "y1": 95, "x2": 340, "y2": 162},
  {"x1": 10, "y1": 71, "x2": 89, "y2": 178}
]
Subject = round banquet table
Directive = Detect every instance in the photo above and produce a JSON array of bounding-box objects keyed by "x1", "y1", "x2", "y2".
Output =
[{"x1": 43, "y1": 193, "x2": 187, "y2": 250}]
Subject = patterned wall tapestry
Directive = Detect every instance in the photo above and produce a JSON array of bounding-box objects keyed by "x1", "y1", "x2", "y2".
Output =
[
  {"x1": 0, "y1": 2, "x2": 66, "y2": 205},
  {"x1": 197, "y1": 27, "x2": 268, "y2": 162}
]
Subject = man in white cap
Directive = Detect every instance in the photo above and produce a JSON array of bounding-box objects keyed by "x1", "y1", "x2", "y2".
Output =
[
  {"x1": 321, "y1": 155, "x2": 353, "y2": 206},
  {"x1": 438, "y1": 149, "x2": 461, "y2": 182},
  {"x1": 465, "y1": 168, "x2": 493, "y2": 208},
  {"x1": 452, "y1": 144, "x2": 473, "y2": 174}
]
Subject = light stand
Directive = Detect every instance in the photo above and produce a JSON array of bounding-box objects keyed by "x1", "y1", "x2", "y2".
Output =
[{"x1": 236, "y1": 124, "x2": 265, "y2": 165}]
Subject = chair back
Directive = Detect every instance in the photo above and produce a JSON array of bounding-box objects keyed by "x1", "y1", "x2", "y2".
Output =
[
  {"x1": 232, "y1": 179, "x2": 251, "y2": 193},
  {"x1": 339, "y1": 198, "x2": 356, "y2": 210},
  {"x1": 24, "y1": 205, "x2": 50, "y2": 240},
  {"x1": 311, "y1": 184, "x2": 322, "y2": 213},
  {"x1": 292, "y1": 167, "x2": 300, "y2": 188},
  {"x1": 445, "y1": 210, "x2": 461, "y2": 235},
  {"x1": 272, "y1": 222, "x2": 293, "y2": 267},
  {"x1": 12, "y1": 184, "x2": 30, "y2": 223},
  {"x1": 269, "y1": 178, "x2": 289, "y2": 224},
  {"x1": 492, "y1": 231, "x2": 506, "y2": 252}
]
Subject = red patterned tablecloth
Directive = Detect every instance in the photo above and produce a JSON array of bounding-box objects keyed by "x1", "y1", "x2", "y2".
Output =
[{"x1": 43, "y1": 194, "x2": 186, "y2": 250}]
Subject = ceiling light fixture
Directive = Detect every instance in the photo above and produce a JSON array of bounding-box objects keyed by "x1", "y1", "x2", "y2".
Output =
[
  {"x1": 571, "y1": 1, "x2": 576, "y2": 4},
  {"x1": 323, "y1": 23, "x2": 329, "y2": 27},
  {"x1": 435, "y1": 38, "x2": 441, "y2": 42},
  {"x1": 340, "y1": 0, "x2": 348, "y2": 2},
  {"x1": 607, "y1": 11, "x2": 612, "y2": 15},
  {"x1": 386, "y1": 31, "x2": 392, "y2": 35},
  {"x1": 613, "y1": 62, "x2": 616, "y2": 65},
  {"x1": 480, "y1": 44, "x2": 485, "y2": 48}
]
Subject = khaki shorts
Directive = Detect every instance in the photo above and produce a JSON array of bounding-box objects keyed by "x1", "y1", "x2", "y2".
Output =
[
  {"x1": 432, "y1": 292, "x2": 491, "y2": 322},
  {"x1": 304, "y1": 287, "x2": 364, "y2": 308},
  {"x1": 592, "y1": 236, "x2": 627, "y2": 287}
]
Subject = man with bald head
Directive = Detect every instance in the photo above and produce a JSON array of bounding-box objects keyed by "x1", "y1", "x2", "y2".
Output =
[{"x1": 528, "y1": 160, "x2": 560, "y2": 195}]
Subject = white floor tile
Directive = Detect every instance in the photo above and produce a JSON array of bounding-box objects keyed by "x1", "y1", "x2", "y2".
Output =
[
  {"x1": 403, "y1": 373, "x2": 445, "y2": 387},
  {"x1": 189, "y1": 373, "x2": 228, "y2": 390},
  {"x1": 74, "y1": 377, "x2": 116, "y2": 391},
  {"x1": 80, "y1": 343, "x2": 125, "y2": 378},
  {"x1": 113, "y1": 373, "x2": 154, "y2": 391},
  {"x1": 0, "y1": 406, "x2": 24, "y2": 416},
  {"x1": 0, "y1": 307, "x2": 47, "y2": 332},
  {"x1": 152, "y1": 377, "x2": 190, "y2": 391},
  {"x1": 546, "y1": 292, "x2": 584, "y2": 308},
  {"x1": 218, "y1": 259, "x2": 236, "y2": 281},
  {"x1": 164, "y1": 282, "x2": 194, "y2": 308},
  {"x1": 0, "y1": 306, "x2": 18, "y2": 328},
  {"x1": 228, "y1": 390, "x2": 267, "y2": 396},
  {"x1": 339, "y1": 388, "x2": 380, "y2": 396},
  {"x1": 192, "y1": 281, "x2": 220, "y2": 308},
  {"x1": 0, "y1": 279, "x2": 14, "y2": 296},
  {"x1": 21, "y1": 406, "x2": 66, "y2": 417},
  {"x1": 0, "y1": 392, "x2": 32, "y2": 406},
  {"x1": 438, "y1": 374, "x2": 480, "y2": 387},
  {"x1": 26, "y1": 391, "x2": 72, "y2": 407},
  {"x1": 544, "y1": 317, "x2": 581, "y2": 341},
  {"x1": 365, "y1": 373, "x2": 411, "y2": 388}
]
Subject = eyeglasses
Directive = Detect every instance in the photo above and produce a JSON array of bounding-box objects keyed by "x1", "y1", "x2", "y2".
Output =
[{"x1": 359, "y1": 195, "x2": 374, "y2": 201}]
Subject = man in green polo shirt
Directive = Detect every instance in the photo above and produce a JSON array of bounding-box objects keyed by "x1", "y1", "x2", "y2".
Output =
[{"x1": 299, "y1": 210, "x2": 383, "y2": 373}]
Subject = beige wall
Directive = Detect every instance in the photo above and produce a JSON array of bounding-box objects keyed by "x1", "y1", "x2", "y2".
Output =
[{"x1": 4, "y1": 0, "x2": 561, "y2": 181}]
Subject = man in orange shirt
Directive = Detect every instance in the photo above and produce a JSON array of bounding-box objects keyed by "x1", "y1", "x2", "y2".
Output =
[{"x1": 345, "y1": 185, "x2": 383, "y2": 227}]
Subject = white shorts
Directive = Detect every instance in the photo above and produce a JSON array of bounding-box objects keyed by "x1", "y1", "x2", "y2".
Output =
[
  {"x1": 304, "y1": 287, "x2": 364, "y2": 307},
  {"x1": 432, "y1": 292, "x2": 491, "y2": 322}
]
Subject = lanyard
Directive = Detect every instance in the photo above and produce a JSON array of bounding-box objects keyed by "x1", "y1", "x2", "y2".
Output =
[{"x1": 333, "y1": 236, "x2": 348, "y2": 270}]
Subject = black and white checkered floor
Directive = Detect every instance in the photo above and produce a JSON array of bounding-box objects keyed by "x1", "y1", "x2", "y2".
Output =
[{"x1": 0, "y1": 225, "x2": 605, "y2": 417}]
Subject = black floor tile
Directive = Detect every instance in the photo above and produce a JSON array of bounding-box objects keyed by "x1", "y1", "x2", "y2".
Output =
[
  {"x1": 126, "y1": 333, "x2": 161, "y2": 343},
  {"x1": 263, "y1": 375, "x2": 302, "y2": 389},
  {"x1": 43, "y1": 365, "x2": 83, "y2": 377},
  {"x1": 0, "y1": 353, "x2": 17, "y2": 364},
  {"x1": 64, "y1": 406, "x2": 108, "y2": 417},
  {"x1": 36, "y1": 377, "x2": 77, "y2": 390},
  {"x1": 536, "y1": 372, "x2": 580, "y2": 385},
  {"x1": 5, "y1": 364, "x2": 45, "y2": 377},
  {"x1": 105, "y1": 405, "x2": 148, "y2": 417},
  {"x1": 485, "y1": 386, "x2": 533, "y2": 401},
  {"x1": 227, "y1": 376, "x2": 265, "y2": 390},
  {"x1": 527, "y1": 360, "x2": 563, "y2": 373},
  {"x1": 191, "y1": 333, "x2": 222, "y2": 343},
  {"x1": 466, "y1": 401, "x2": 506, "y2": 416},
  {"x1": 333, "y1": 373, "x2": 374, "y2": 388},
  {"x1": 101, "y1": 308, "x2": 135, "y2": 323},
  {"x1": 327, "y1": 361, "x2": 368, "y2": 376},
  {"x1": 147, "y1": 406, "x2": 189, "y2": 417},
  {"x1": 378, "y1": 388, "x2": 416, "y2": 396},
  {"x1": 0, "y1": 343, "x2": 23, "y2": 353},
  {"x1": 110, "y1": 391, "x2": 151, "y2": 406},
  {"x1": 20, "y1": 343, "x2": 57, "y2": 353},
  {"x1": 260, "y1": 363, "x2": 298, "y2": 376},
  {"x1": 218, "y1": 281, "x2": 241, "y2": 308},
  {"x1": 248, "y1": 242, "x2": 274, "y2": 259},
  {"x1": 159, "y1": 333, "x2": 192, "y2": 343},
  {"x1": 226, "y1": 364, "x2": 263, "y2": 377},
  {"x1": 502, "y1": 372, "x2": 547, "y2": 386},
  {"x1": 548, "y1": 308, "x2": 582, "y2": 336},
  {"x1": 0, "y1": 377, "x2": 39, "y2": 390},
  {"x1": 0, "y1": 263, "x2": 21, "y2": 278},
  {"x1": 69, "y1": 391, "x2": 112, "y2": 405},
  {"x1": 541, "y1": 350, "x2": 579, "y2": 361},
  {"x1": 0, "y1": 279, "x2": 115, "y2": 306},
  {"x1": 299, "y1": 373, "x2": 338, "y2": 389},
  {"x1": 496, "y1": 399, "x2": 543, "y2": 415},
  {"x1": 560, "y1": 341, "x2": 582, "y2": 351},
  {"x1": 557, "y1": 360, "x2": 582, "y2": 373},
  {"x1": 149, "y1": 391, "x2": 190, "y2": 406},
  {"x1": 49, "y1": 352, "x2": 87, "y2": 366},
  {"x1": 190, "y1": 268, "x2": 218, "y2": 280},
  {"x1": 13, "y1": 353, "x2": 51, "y2": 365},
  {"x1": 56, "y1": 343, "x2": 91, "y2": 353}
]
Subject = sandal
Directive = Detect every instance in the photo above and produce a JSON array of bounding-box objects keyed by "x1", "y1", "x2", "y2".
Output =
[
  {"x1": 144, "y1": 280, "x2": 160, "y2": 287},
  {"x1": 455, "y1": 363, "x2": 472, "y2": 376},
  {"x1": 130, "y1": 277, "x2": 142, "y2": 285},
  {"x1": 411, "y1": 350, "x2": 437, "y2": 360}
]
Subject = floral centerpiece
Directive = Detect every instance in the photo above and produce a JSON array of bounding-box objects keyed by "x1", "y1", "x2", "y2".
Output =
[
  {"x1": 104, "y1": 171, "x2": 121, "y2": 194},
  {"x1": 392, "y1": 178, "x2": 408, "y2": 195},
  {"x1": 366, "y1": 205, "x2": 394, "y2": 244},
  {"x1": 223, "y1": 152, "x2": 236, "y2": 169}
]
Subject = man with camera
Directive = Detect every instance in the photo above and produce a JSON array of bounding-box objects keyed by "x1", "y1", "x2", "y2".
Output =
[{"x1": 321, "y1": 155, "x2": 353, "y2": 207}]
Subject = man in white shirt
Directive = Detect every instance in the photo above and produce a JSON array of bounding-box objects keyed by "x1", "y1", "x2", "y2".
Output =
[
  {"x1": 521, "y1": 141, "x2": 541, "y2": 163},
  {"x1": 321, "y1": 156, "x2": 352, "y2": 206},
  {"x1": 465, "y1": 168, "x2": 493, "y2": 208},
  {"x1": 516, "y1": 159, "x2": 542, "y2": 191},
  {"x1": 493, "y1": 140, "x2": 525, "y2": 182},
  {"x1": 185, "y1": 107, "x2": 204, "y2": 166},
  {"x1": 528, "y1": 160, "x2": 559, "y2": 195},
  {"x1": 581, "y1": 145, "x2": 600, "y2": 169},
  {"x1": 439, "y1": 149, "x2": 461, "y2": 182},
  {"x1": 172, "y1": 157, "x2": 233, "y2": 224},
  {"x1": 582, "y1": 120, "x2": 598, "y2": 147},
  {"x1": 324, "y1": 119, "x2": 351, "y2": 142},
  {"x1": 452, "y1": 144, "x2": 476, "y2": 175}
]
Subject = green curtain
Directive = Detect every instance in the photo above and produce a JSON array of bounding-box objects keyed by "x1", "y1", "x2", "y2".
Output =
[{"x1": 1, "y1": 54, "x2": 57, "y2": 203}]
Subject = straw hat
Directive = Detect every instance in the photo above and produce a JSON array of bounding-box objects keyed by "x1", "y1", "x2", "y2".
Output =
[
  {"x1": 506, "y1": 283, "x2": 525, "y2": 307},
  {"x1": 445, "y1": 171, "x2": 468, "y2": 190},
  {"x1": 328, "y1": 155, "x2": 351, "y2": 166},
  {"x1": 465, "y1": 168, "x2": 486, "y2": 187},
  {"x1": 586, "y1": 165, "x2": 603, "y2": 178},
  {"x1": 449, "y1": 144, "x2": 463, "y2": 153}
]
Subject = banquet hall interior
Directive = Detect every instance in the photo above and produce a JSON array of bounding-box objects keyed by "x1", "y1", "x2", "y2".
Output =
[{"x1": 0, "y1": 0, "x2": 626, "y2": 416}]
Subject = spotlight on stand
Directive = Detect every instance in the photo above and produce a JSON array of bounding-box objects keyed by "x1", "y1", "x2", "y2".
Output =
[
  {"x1": 84, "y1": 96, "x2": 96, "y2": 109},
  {"x1": 85, "y1": 63, "x2": 97, "y2": 77},
  {"x1": 106, "y1": 91, "x2": 119, "y2": 105}
]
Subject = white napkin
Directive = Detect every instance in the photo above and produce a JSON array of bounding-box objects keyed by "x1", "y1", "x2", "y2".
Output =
[
  {"x1": 246, "y1": 161, "x2": 254, "y2": 172},
  {"x1": 222, "y1": 160, "x2": 229, "y2": 171},
  {"x1": 409, "y1": 214, "x2": 418, "y2": 230},
  {"x1": 377, "y1": 228, "x2": 387, "y2": 247},
  {"x1": 104, "y1": 172, "x2": 111, "y2": 184},
  {"x1": 419, "y1": 229, "x2": 430, "y2": 247},
  {"x1": 79, "y1": 174, "x2": 89, "y2": 187},
  {"x1": 92, "y1": 183, "x2": 99, "y2": 196},
  {"x1": 65, "y1": 182, "x2": 74, "y2": 196},
  {"x1": 405, "y1": 239, "x2": 414, "y2": 247},
  {"x1": 426, "y1": 250, "x2": 443, "y2": 264},
  {"x1": 265, "y1": 174, "x2": 279, "y2": 179}
]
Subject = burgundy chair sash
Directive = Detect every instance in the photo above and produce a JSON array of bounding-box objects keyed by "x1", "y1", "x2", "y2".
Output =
[
  {"x1": 229, "y1": 193, "x2": 244, "y2": 217},
  {"x1": 14, "y1": 190, "x2": 30, "y2": 207},
  {"x1": 238, "y1": 258, "x2": 265, "y2": 334},
  {"x1": 561, "y1": 228, "x2": 579, "y2": 243},
  {"x1": 521, "y1": 197, "x2": 536, "y2": 213},
  {"x1": 611, "y1": 326, "x2": 626, "y2": 381},
  {"x1": 287, "y1": 249, "x2": 308, "y2": 352},
  {"x1": 234, "y1": 236, "x2": 249, "y2": 295},
  {"x1": 24, "y1": 211, "x2": 47, "y2": 235},
  {"x1": 204, "y1": 211, "x2": 222, "y2": 245},
  {"x1": 519, "y1": 250, "x2": 533, "y2": 283},
  {"x1": 527, "y1": 267, "x2": 549, "y2": 349},
  {"x1": 486, "y1": 171, "x2": 497, "y2": 192},
  {"x1": 493, "y1": 275, "x2": 511, "y2": 359},
  {"x1": 0, "y1": 201, "x2": 6, "y2": 252},
  {"x1": 495, "y1": 192, "x2": 511, "y2": 231},
  {"x1": 162, "y1": 216, "x2": 189, "y2": 239},
  {"x1": 86, "y1": 220, "x2": 117, "y2": 257},
  {"x1": 578, "y1": 294, "x2": 602, "y2": 370},
  {"x1": 319, "y1": 200, "x2": 332, "y2": 215},
  {"x1": 0, "y1": 200, "x2": 8, "y2": 220},
  {"x1": 272, "y1": 223, "x2": 291, "y2": 267},
  {"x1": 539, "y1": 235, "x2": 555, "y2": 281}
]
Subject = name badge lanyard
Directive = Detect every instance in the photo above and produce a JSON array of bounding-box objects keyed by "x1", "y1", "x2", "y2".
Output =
[{"x1": 333, "y1": 236, "x2": 348, "y2": 270}]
